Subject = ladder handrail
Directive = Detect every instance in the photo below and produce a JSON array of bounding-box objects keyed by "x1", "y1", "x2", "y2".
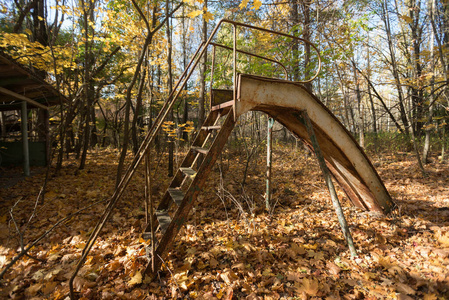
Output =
[
  {"x1": 209, "y1": 42, "x2": 289, "y2": 80},
  {"x1": 218, "y1": 19, "x2": 322, "y2": 84}
]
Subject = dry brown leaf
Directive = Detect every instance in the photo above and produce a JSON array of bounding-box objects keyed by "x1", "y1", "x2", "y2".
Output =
[
  {"x1": 220, "y1": 270, "x2": 238, "y2": 285},
  {"x1": 291, "y1": 243, "x2": 306, "y2": 255},
  {"x1": 396, "y1": 293, "x2": 414, "y2": 300},
  {"x1": 395, "y1": 282, "x2": 416, "y2": 295},
  {"x1": 437, "y1": 233, "x2": 449, "y2": 246},
  {"x1": 326, "y1": 261, "x2": 341, "y2": 275},
  {"x1": 295, "y1": 277, "x2": 319, "y2": 296},
  {"x1": 363, "y1": 272, "x2": 378, "y2": 280},
  {"x1": 25, "y1": 283, "x2": 42, "y2": 297},
  {"x1": 72, "y1": 276, "x2": 86, "y2": 292},
  {"x1": 42, "y1": 281, "x2": 57, "y2": 295},
  {"x1": 209, "y1": 257, "x2": 219, "y2": 268},
  {"x1": 423, "y1": 293, "x2": 438, "y2": 300},
  {"x1": 128, "y1": 271, "x2": 142, "y2": 286}
]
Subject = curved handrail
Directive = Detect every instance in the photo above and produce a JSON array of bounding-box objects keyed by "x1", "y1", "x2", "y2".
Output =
[
  {"x1": 210, "y1": 42, "x2": 289, "y2": 80},
  {"x1": 218, "y1": 19, "x2": 322, "y2": 83}
]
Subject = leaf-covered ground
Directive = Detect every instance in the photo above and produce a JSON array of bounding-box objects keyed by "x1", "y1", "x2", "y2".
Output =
[{"x1": 0, "y1": 146, "x2": 448, "y2": 299}]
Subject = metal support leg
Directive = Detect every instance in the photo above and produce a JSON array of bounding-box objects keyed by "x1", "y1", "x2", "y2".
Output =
[
  {"x1": 302, "y1": 111, "x2": 357, "y2": 257},
  {"x1": 266, "y1": 117, "x2": 274, "y2": 211},
  {"x1": 21, "y1": 101, "x2": 30, "y2": 176}
]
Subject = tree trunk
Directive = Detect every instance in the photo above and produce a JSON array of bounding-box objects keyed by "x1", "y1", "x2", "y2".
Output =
[
  {"x1": 353, "y1": 64, "x2": 364, "y2": 148},
  {"x1": 366, "y1": 32, "x2": 377, "y2": 147},
  {"x1": 382, "y1": 1, "x2": 410, "y2": 138},
  {"x1": 78, "y1": 0, "x2": 95, "y2": 171},
  {"x1": 301, "y1": 1, "x2": 312, "y2": 92},
  {"x1": 290, "y1": 0, "x2": 300, "y2": 81},
  {"x1": 423, "y1": 0, "x2": 436, "y2": 163},
  {"x1": 132, "y1": 68, "x2": 147, "y2": 154}
]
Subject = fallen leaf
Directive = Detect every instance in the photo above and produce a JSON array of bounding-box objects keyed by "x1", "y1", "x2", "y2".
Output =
[
  {"x1": 326, "y1": 261, "x2": 341, "y2": 275},
  {"x1": 42, "y1": 281, "x2": 57, "y2": 295},
  {"x1": 210, "y1": 257, "x2": 219, "y2": 268},
  {"x1": 295, "y1": 277, "x2": 319, "y2": 296},
  {"x1": 396, "y1": 283, "x2": 416, "y2": 295},
  {"x1": 128, "y1": 271, "x2": 142, "y2": 286},
  {"x1": 25, "y1": 283, "x2": 42, "y2": 297}
]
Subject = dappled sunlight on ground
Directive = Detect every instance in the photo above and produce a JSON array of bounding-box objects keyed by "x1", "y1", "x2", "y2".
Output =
[{"x1": 0, "y1": 146, "x2": 448, "y2": 299}]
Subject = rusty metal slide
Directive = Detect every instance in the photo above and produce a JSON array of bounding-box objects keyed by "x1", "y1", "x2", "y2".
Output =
[{"x1": 234, "y1": 74, "x2": 394, "y2": 213}]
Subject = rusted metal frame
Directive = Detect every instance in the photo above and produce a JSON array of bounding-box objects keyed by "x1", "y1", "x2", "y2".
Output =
[
  {"x1": 145, "y1": 110, "x2": 236, "y2": 278},
  {"x1": 290, "y1": 111, "x2": 369, "y2": 211},
  {"x1": 301, "y1": 111, "x2": 357, "y2": 257},
  {"x1": 264, "y1": 109, "x2": 368, "y2": 211},
  {"x1": 73, "y1": 18, "x2": 322, "y2": 287},
  {"x1": 210, "y1": 42, "x2": 289, "y2": 80}
]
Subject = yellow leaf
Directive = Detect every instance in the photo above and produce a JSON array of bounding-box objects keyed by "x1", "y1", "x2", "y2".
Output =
[
  {"x1": 252, "y1": 0, "x2": 262, "y2": 10},
  {"x1": 203, "y1": 10, "x2": 214, "y2": 22},
  {"x1": 216, "y1": 288, "x2": 224, "y2": 299},
  {"x1": 399, "y1": 15, "x2": 413, "y2": 23},
  {"x1": 304, "y1": 243, "x2": 318, "y2": 250},
  {"x1": 239, "y1": 0, "x2": 249, "y2": 9},
  {"x1": 363, "y1": 272, "x2": 378, "y2": 280},
  {"x1": 188, "y1": 10, "x2": 202, "y2": 18},
  {"x1": 128, "y1": 271, "x2": 142, "y2": 286}
]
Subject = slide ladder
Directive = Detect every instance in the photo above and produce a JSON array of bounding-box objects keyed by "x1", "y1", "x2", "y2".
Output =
[
  {"x1": 69, "y1": 20, "x2": 394, "y2": 291},
  {"x1": 143, "y1": 105, "x2": 235, "y2": 276}
]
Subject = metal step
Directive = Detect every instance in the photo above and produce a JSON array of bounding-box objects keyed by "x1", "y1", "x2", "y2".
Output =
[
  {"x1": 191, "y1": 146, "x2": 209, "y2": 155},
  {"x1": 142, "y1": 232, "x2": 152, "y2": 241},
  {"x1": 168, "y1": 188, "x2": 184, "y2": 206},
  {"x1": 180, "y1": 167, "x2": 197, "y2": 178},
  {"x1": 156, "y1": 210, "x2": 171, "y2": 234},
  {"x1": 202, "y1": 125, "x2": 221, "y2": 131}
]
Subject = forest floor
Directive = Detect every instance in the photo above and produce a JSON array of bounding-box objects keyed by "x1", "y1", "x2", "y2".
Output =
[{"x1": 0, "y1": 145, "x2": 448, "y2": 299}]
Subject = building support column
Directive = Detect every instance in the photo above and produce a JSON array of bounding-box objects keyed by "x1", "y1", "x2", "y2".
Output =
[{"x1": 21, "y1": 101, "x2": 30, "y2": 176}]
